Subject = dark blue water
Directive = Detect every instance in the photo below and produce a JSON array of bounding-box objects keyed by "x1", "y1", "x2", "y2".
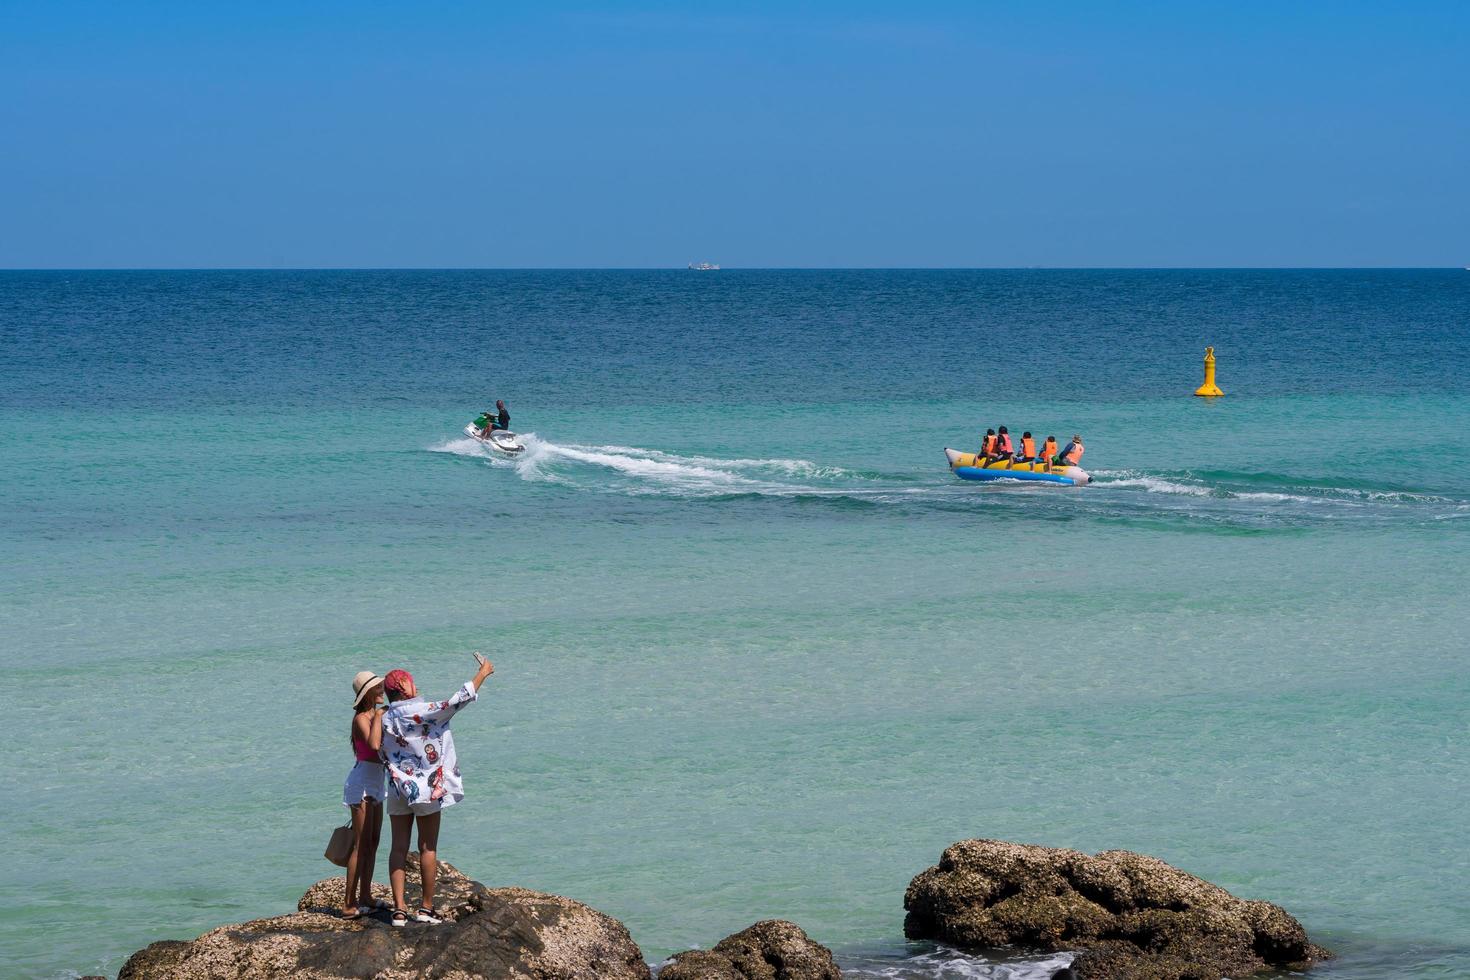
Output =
[{"x1": 6, "y1": 270, "x2": 1467, "y2": 410}]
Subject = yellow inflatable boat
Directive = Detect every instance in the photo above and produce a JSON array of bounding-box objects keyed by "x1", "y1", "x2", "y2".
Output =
[{"x1": 944, "y1": 448, "x2": 1091, "y2": 486}]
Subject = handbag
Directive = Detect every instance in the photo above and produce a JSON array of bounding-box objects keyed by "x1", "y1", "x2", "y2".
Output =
[{"x1": 324, "y1": 817, "x2": 355, "y2": 867}]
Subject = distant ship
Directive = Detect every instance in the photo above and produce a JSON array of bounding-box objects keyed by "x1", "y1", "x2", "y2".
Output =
[{"x1": 687, "y1": 262, "x2": 720, "y2": 271}]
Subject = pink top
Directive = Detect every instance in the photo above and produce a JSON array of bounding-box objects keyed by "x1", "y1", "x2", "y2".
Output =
[{"x1": 353, "y1": 733, "x2": 380, "y2": 763}]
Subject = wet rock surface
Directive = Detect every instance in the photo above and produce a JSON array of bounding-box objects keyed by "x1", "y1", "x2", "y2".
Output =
[
  {"x1": 295, "y1": 853, "x2": 483, "y2": 916},
  {"x1": 658, "y1": 920, "x2": 842, "y2": 979},
  {"x1": 118, "y1": 856, "x2": 651, "y2": 980},
  {"x1": 904, "y1": 839, "x2": 1330, "y2": 980}
]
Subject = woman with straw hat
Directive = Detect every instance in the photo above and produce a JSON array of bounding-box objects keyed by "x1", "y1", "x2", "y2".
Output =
[{"x1": 342, "y1": 670, "x2": 387, "y2": 919}]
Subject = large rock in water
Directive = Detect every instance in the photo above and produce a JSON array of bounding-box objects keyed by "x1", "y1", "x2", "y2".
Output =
[
  {"x1": 904, "y1": 840, "x2": 1330, "y2": 980},
  {"x1": 658, "y1": 920, "x2": 841, "y2": 979},
  {"x1": 119, "y1": 855, "x2": 651, "y2": 980}
]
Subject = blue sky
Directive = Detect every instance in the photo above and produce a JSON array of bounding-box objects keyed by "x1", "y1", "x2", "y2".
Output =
[{"x1": 2, "y1": 1, "x2": 1466, "y2": 267}]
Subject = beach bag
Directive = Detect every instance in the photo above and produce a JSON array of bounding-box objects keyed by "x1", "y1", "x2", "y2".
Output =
[{"x1": 324, "y1": 817, "x2": 354, "y2": 867}]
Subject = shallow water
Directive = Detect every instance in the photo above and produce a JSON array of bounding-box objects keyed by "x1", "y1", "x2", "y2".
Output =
[{"x1": 2, "y1": 270, "x2": 1468, "y2": 978}]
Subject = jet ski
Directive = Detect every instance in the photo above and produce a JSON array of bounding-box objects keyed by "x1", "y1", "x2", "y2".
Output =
[
  {"x1": 944, "y1": 448, "x2": 1090, "y2": 486},
  {"x1": 464, "y1": 424, "x2": 526, "y2": 455}
]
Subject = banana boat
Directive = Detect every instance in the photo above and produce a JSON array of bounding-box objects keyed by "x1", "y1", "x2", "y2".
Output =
[{"x1": 944, "y1": 448, "x2": 1091, "y2": 486}]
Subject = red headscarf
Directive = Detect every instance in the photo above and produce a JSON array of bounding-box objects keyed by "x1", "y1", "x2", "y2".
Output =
[{"x1": 383, "y1": 669, "x2": 414, "y2": 699}]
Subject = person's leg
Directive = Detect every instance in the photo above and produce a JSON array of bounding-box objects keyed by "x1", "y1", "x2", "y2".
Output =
[
  {"x1": 416, "y1": 811, "x2": 443, "y2": 912},
  {"x1": 342, "y1": 801, "x2": 369, "y2": 915},
  {"x1": 357, "y1": 800, "x2": 383, "y2": 907},
  {"x1": 388, "y1": 813, "x2": 414, "y2": 913}
]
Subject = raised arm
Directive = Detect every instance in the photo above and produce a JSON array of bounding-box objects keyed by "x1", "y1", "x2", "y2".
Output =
[
  {"x1": 420, "y1": 653, "x2": 495, "y2": 720},
  {"x1": 470, "y1": 651, "x2": 494, "y2": 692}
]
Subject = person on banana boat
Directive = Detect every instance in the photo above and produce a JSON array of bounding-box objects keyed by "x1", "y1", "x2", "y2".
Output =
[
  {"x1": 1014, "y1": 432, "x2": 1037, "y2": 464},
  {"x1": 974, "y1": 426, "x2": 1020, "y2": 466},
  {"x1": 990, "y1": 426, "x2": 1014, "y2": 462},
  {"x1": 1041, "y1": 436, "x2": 1059, "y2": 470},
  {"x1": 978, "y1": 429, "x2": 997, "y2": 460},
  {"x1": 1055, "y1": 434, "x2": 1084, "y2": 466}
]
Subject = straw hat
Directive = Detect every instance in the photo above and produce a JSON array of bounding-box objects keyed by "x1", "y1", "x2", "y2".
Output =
[{"x1": 352, "y1": 670, "x2": 384, "y2": 709}]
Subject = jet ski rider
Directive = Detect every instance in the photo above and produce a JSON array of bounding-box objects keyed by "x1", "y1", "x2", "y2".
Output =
[{"x1": 475, "y1": 400, "x2": 510, "y2": 438}]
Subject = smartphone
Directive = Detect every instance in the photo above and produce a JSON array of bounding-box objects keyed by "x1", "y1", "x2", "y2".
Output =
[{"x1": 473, "y1": 651, "x2": 489, "y2": 668}]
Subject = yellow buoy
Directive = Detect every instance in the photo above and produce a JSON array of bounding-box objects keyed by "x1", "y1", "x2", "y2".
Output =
[{"x1": 1194, "y1": 346, "x2": 1223, "y2": 397}]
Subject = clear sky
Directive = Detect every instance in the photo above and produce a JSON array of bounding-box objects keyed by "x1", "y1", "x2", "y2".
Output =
[{"x1": 2, "y1": 1, "x2": 1466, "y2": 268}]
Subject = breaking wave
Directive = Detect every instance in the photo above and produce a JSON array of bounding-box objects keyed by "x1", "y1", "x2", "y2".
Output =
[{"x1": 839, "y1": 944, "x2": 1074, "y2": 979}]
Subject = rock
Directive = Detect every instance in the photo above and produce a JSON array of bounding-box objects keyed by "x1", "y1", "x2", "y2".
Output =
[
  {"x1": 296, "y1": 853, "x2": 483, "y2": 916},
  {"x1": 119, "y1": 855, "x2": 651, "y2": 979},
  {"x1": 659, "y1": 920, "x2": 841, "y2": 980},
  {"x1": 903, "y1": 839, "x2": 1330, "y2": 980}
]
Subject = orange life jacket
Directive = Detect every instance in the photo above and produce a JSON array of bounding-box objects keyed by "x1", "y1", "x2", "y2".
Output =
[
  {"x1": 996, "y1": 433, "x2": 1012, "y2": 455},
  {"x1": 1021, "y1": 436, "x2": 1035, "y2": 458},
  {"x1": 1062, "y1": 441, "x2": 1083, "y2": 464},
  {"x1": 982, "y1": 434, "x2": 996, "y2": 454},
  {"x1": 1043, "y1": 438, "x2": 1057, "y2": 460}
]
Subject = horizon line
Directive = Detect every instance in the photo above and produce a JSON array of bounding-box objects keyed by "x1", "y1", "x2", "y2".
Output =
[{"x1": 1, "y1": 265, "x2": 1464, "y2": 273}]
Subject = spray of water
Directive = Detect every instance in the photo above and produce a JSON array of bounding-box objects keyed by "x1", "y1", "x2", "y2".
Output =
[{"x1": 428, "y1": 436, "x2": 1466, "y2": 527}]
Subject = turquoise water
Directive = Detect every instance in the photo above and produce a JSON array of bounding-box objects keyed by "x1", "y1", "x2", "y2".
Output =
[{"x1": 3, "y1": 271, "x2": 1468, "y2": 978}]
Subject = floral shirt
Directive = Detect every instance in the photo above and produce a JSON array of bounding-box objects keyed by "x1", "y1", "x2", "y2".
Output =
[{"x1": 381, "y1": 682, "x2": 478, "y2": 809}]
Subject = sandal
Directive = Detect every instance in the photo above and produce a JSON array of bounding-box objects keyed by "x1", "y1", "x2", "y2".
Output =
[
  {"x1": 415, "y1": 907, "x2": 443, "y2": 924},
  {"x1": 391, "y1": 908, "x2": 410, "y2": 928}
]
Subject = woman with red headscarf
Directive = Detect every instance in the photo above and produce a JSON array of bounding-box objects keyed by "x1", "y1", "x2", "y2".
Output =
[{"x1": 379, "y1": 653, "x2": 495, "y2": 927}]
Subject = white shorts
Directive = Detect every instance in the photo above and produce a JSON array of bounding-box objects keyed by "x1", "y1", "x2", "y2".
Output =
[
  {"x1": 385, "y1": 793, "x2": 455, "y2": 818},
  {"x1": 342, "y1": 761, "x2": 386, "y2": 807}
]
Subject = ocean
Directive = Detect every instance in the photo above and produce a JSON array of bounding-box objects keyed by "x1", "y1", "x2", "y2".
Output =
[{"x1": 2, "y1": 269, "x2": 1468, "y2": 978}]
